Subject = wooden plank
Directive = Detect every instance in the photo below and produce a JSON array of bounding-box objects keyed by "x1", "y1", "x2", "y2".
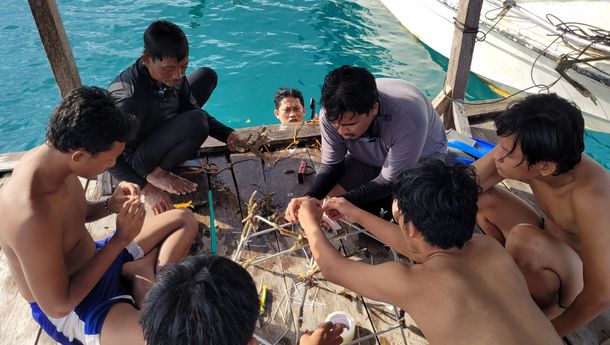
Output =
[
  {"x1": 201, "y1": 122, "x2": 320, "y2": 154},
  {"x1": 96, "y1": 171, "x2": 116, "y2": 197},
  {"x1": 229, "y1": 152, "x2": 297, "y2": 343},
  {"x1": 432, "y1": 88, "x2": 451, "y2": 119},
  {"x1": 470, "y1": 121, "x2": 498, "y2": 143},
  {"x1": 28, "y1": 0, "x2": 81, "y2": 97},
  {"x1": 35, "y1": 331, "x2": 57, "y2": 345},
  {"x1": 566, "y1": 309, "x2": 610, "y2": 344},
  {"x1": 0, "y1": 172, "x2": 12, "y2": 188},
  {"x1": 0, "y1": 250, "x2": 42, "y2": 345},
  {"x1": 441, "y1": 0, "x2": 483, "y2": 129},
  {"x1": 262, "y1": 148, "x2": 315, "y2": 214},
  {"x1": 452, "y1": 101, "x2": 472, "y2": 136},
  {"x1": 463, "y1": 97, "x2": 524, "y2": 118},
  {"x1": 0, "y1": 152, "x2": 25, "y2": 173},
  {"x1": 280, "y1": 254, "x2": 378, "y2": 345},
  {"x1": 255, "y1": 148, "x2": 379, "y2": 343},
  {"x1": 203, "y1": 154, "x2": 244, "y2": 257}
]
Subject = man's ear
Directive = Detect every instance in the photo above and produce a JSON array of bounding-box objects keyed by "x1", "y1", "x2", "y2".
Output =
[
  {"x1": 371, "y1": 101, "x2": 380, "y2": 117},
  {"x1": 538, "y1": 161, "x2": 558, "y2": 176},
  {"x1": 274, "y1": 109, "x2": 280, "y2": 119},
  {"x1": 247, "y1": 336, "x2": 258, "y2": 345},
  {"x1": 406, "y1": 221, "x2": 419, "y2": 239},
  {"x1": 71, "y1": 150, "x2": 89, "y2": 162},
  {"x1": 142, "y1": 54, "x2": 152, "y2": 67}
]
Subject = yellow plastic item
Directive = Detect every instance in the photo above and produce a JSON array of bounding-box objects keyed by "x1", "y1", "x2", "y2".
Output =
[
  {"x1": 173, "y1": 200, "x2": 193, "y2": 209},
  {"x1": 259, "y1": 284, "x2": 268, "y2": 314}
]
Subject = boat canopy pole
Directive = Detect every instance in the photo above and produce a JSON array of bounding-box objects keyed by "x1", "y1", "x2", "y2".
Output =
[
  {"x1": 432, "y1": 0, "x2": 483, "y2": 136},
  {"x1": 28, "y1": 0, "x2": 82, "y2": 98}
]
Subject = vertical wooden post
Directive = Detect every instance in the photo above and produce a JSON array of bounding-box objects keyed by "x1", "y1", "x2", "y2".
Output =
[
  {"x1": 28, "y1": 0, "x2": 82, "y2": 98},
  {"x1": 433, "y1": 0, "x2": 483, "y2": 136}
]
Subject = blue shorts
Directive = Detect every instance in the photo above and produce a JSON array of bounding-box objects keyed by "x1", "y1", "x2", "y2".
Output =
[{"x1": 30, "y1": 237, "x2": 144, "y2": 345}]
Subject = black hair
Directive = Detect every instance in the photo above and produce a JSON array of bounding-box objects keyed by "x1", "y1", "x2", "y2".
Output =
[
  {"x1": 143, "y1": 20, "x2": 189, "y2": 62},
  {"x1": 274, "y1": 88, "x2": 304, "y2": 109},
  {"x1": 140, "y1": 255, "x2": 259, "y2": 345},
  {"x1": 393, "y1": 160, "x2": 480, "y2": 250},
  {"x1": 46, "y1": 86, "x2": 134, "y2": 155},
  {"x1": 320, "y1": 65, "x2": 378, "y2": 123},
  {"x1": 494, "y1": 93, "x2": 584, "y2": 175}
]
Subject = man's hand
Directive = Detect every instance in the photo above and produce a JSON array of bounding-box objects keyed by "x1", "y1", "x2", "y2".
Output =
[
  {"x1": 285, "y1": 196, "x2": 312, "y2": 224},
  {"x1": 226, "y1": 132, "x2": 240, "y2": 152},
  {"x1": 300, "y1": 322, "x2": 344, "y2": 345},
  {"x1": 107, "y1": 181, "x2": 140, "y2": 213},
  {"x1": 298, "y1": 198, "x2": 323, "y2": 232},
  {"x1": 142, "y1": 184, "x2": 174, "y2": 215},
  {"x1": 322, "y1": 197, "x2": 360, "y2": 224},
  {"x1": 114, "y1": 196, "x2": 146, "y2": 245}
]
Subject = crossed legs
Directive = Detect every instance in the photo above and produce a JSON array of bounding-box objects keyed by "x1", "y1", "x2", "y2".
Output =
[{"x1": 100, "y1": 209, "x2": 199, "y2": 345}]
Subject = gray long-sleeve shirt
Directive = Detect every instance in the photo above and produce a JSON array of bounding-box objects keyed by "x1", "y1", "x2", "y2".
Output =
[{"x1": 307, "y1": 78, "x2": 447, "y2": 204}]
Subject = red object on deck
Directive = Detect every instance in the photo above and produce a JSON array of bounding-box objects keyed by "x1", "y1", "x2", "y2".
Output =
[{"x1": 297, "y1": 159, "x2": 307, "y2": 184}]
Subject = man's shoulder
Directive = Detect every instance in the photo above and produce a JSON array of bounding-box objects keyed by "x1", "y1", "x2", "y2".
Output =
[
  {"x1": 108, "y1": 60, "x2": 143, "y2": 100},
  {"x1": 571, "y1": 156, "x2": 610, "y2": 204}
]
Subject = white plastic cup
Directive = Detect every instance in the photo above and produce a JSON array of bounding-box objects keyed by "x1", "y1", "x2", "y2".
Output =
[{"x1": 325, "y1": 311, "x2": 355, "y2": 345}]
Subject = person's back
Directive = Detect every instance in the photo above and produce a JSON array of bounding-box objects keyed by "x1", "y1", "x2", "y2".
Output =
[
  {"x1": 299, "y1": 160, "x2": 562, "y2": 344},
  {"x1": 404, "y1": 234, "x2": 561, "y2": 345}
]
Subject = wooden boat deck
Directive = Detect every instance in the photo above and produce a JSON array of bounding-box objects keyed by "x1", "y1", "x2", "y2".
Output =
[{"x1": 0, "y1": 122, "x2": 608, "y2": 344}]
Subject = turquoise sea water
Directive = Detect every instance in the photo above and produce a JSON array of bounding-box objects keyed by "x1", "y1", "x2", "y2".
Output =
[{"x1": 0, "y1": 0, "x2": 608, "y2": 168}]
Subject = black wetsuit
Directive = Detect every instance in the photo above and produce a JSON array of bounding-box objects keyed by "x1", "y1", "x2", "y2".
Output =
[{"x1": 107, "y1": 58, "x2": 234, "y2": 188}]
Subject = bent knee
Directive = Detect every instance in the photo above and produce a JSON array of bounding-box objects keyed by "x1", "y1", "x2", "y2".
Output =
[
  {"x1": 506, "y1": 225, "x2": 546, "y2": 262},
  {"x1": 177, "y1": 208, "x2": 198, "y2": 228}
]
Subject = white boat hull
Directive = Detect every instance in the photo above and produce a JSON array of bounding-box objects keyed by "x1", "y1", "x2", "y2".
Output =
[{"x1": 379, "y1": 0, "x2": 610, "y2": 133}]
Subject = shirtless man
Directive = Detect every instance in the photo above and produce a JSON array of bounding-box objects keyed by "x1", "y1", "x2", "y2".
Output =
[
  {"x1": 474, "y1": 93, "x2": 610, "y2": 336},
  {"x1": 140, "y1": 254, "x2": 343, "y2": 345},
  {"x1": 0, "y1": 87, "x2": 198, "y2": 345},
  {"x1": 298, "y1": 160, "x2": 562, "y2": 345}
]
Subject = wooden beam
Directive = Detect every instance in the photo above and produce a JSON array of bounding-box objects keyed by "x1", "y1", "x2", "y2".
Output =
[
  {"x1": 28, "y1": 0, "x2": 81, "y2": 97},
  {"x1": 0, "y1": 151, "x2": 25, "y2": 173},
  {"x1": 432, "y1": 87, "x2": 452, "y2": 119},
  {"x1": 463, "y1": 96, "x2": 523, "y2": 117},
  {"x1": 452, "y1": 101, "x2": 472, "y2": 137},
  {"x1": 441, "y1": 0, "x2": 483, "y2": 132}
]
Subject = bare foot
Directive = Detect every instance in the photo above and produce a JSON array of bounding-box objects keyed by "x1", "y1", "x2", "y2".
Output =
[
  {"x1": 146, "y1": 167, "x2": 197, "y2": 195},
  {"x1": 122, "y1": 247, "x2": 159, "y2": 308}
]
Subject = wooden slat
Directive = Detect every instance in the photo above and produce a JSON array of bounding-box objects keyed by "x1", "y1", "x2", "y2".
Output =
[
  {"x1": 201, "y1": 122, "x2": 320, "y2": 154},
  {"x1": 0, "y1": 251, "x2": 42, "y2": 345},
  {"x1": 97, "y1": 171, "x2": 117, "y2": 197},
  {"x1": 0, "y1": 152, "x2": 25, "y2": 173},
  {"x1": 452, "y1": 101, "x2": 472, "y2": 136},
  {"x1": 35, "y1": 331, "x2": 57, "y2": 345},
  {"x1": 203, "y1": 154, "x2": 244, "y2": 257},
  {"x1": 28, "y1": 0, "x2": 81, "y2": 97},
  {"x1": 262, "y1": 149, "x2": 314, "y2": 209},
  {"x1": 229, "y1": 152, "x2": 297, "y2": 343},
  {"x1": 463, "y1": 97, "x2": 523, "y2": 118},
  {"x1": 441, "y1": 0, "x2": 483, "y2": 130},
  {"x1": 566, "y1": 310, "x2": 610, "y2": 344}
]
